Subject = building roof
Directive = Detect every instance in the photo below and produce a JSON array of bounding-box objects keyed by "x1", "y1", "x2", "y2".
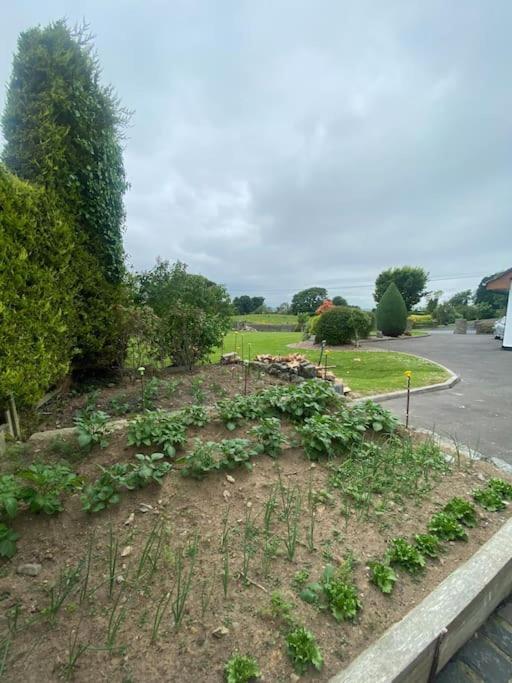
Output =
[{"x1": 485, "y1": 268, "x2": 512, "y2": 292}]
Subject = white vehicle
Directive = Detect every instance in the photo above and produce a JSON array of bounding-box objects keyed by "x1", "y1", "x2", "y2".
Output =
[{"x1": 494, "y1": 316, "x2": 506, "y2": 340}]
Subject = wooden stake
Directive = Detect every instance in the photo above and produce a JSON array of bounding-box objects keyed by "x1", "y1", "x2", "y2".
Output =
[{"x1": 405, "y1": 376, "x2": 411, "y2": 428}]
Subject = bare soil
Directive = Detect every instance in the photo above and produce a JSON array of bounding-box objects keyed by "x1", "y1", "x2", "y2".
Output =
[{"x1": 2, "y1": 368, "x2": 511, "y2": 682}]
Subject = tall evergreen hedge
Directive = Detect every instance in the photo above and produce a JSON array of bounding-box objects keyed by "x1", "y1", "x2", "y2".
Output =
[
  {"x1": 0, "y1": 165, "x2": 75, "y2": 406},
  {"x1": 2, "y1": 21, "x2": 129, "y2": 370},
  {"x1": 375, "y1": 283, "x2": 408, "y2": 337}
]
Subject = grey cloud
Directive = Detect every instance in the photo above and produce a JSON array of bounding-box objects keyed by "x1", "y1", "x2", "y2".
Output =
[{"x1": 1, "y1": 0, "x2": 510, "y2": 306}]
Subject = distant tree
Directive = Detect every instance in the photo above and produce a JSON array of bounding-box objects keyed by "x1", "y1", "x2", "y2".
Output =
[
  {"x1": 250, "y1": 297, "x2": 265, "y2": 313},
  {"x1": 425, "y1": 290, "x2": 443, "y2": 314},
  {"x1": 374, "y1": 266, "x2": 428, "y2": 311},
  {"x1": 233, "y1": 295, "x2": 265, "y2": 314},
  {"x1": 375, "y1": 283, "x2": 408, "y2": 336},
  {"x1": 291, "y1": 287, "x2": 328, "y2": 314},
  {"x1": 448, "y1": 290, "x2": 472, "y2": 307},
  {"x1": 276, "y1": 302, "x2": 291, "y2": 314},
  {"x1": 474, "y1": 272, "x2": 508, "y2": 313},
  {"x1": 332, "y1": 295, "x2": 348, "y2": 307}
]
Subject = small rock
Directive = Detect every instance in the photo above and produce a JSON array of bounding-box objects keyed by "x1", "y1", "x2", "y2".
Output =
[
  {"x1": 223, "y1": 490, "x2": 231, "y2": 502},
  {"x1": 226, "y1": 475, "x2": 235, "y2": 484},
  {"x1": 138, "y1": 503, "x2": 153, "y2": 513},
  {"x1": 116, "y1": 575, "x2": 125, "y2": 584},
  {"x1": 212, "y1": 625, "x2": 229, "y2": 638},
  {"x1": 477, "y1": 473, "x2": 486, "y2": 482},
  {"x1": 290, "y1": 674, "x2": 300, "y2": 682},
  {"x1": 121, "y1": 546, "x2": 133, "y2": 558},
  {"x1": 124, "y1": 513, "x2": 135, "y2": 526},
  {"x1": 17, "y1": 563, "x2": 42, "y2": 577}
]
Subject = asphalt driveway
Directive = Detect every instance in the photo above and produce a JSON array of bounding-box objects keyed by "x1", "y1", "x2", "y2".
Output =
[{"x1": 366, "y1": 333, "x2": 512, "y2": 464}]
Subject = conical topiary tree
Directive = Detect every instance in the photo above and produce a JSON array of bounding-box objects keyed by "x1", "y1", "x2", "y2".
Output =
[{"x1": 376, "y1": 283, "x2": 408, "y2": 337}]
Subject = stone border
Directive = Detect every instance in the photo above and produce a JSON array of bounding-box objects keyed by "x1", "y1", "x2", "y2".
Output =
[{"x1": 330, "y1": 517, "x2": 512, "y2": 683}]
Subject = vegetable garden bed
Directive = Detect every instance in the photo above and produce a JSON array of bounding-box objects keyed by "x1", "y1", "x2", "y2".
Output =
[{"x1": 1, "y1": 372, "x2": 511, "y2": 682}]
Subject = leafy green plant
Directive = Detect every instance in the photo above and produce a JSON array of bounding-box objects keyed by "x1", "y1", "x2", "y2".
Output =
[
  {"x1": 190, "y1": 377, "x2": 206, "y2": 405},
  {"x1": 142, "y1": 377, "x2": 160, "y2": 409},
  {"x1": 350, "y1": 400, "x2": 398, "y2": 433},
  {"x1": 74, "y1": 410, "x2": 111, "y2": 450},
  {"x1": 387, "y1": 538, "x2": 425, "y2": 574},
  {"x1": 179, "y1": 404, "x2": 210, "y2": 427},
  {"x1": 428, "y1": 512, "x2": 468, "y2": 541},
  {"x1": 249, "y1": 417, "x2": 287, "y2": 457},
  {"x1": 19, "y1": 463, "x2": 81, "y2": 515},
  {"x1": 0, "y1": 523, "x2": 20, "y2": 558},
  {"x1": 0, "y1": 475, "x2": 23, "y2": 519},
  {"x1": 414, "y1": 533, "x2": 442, "y2": 558},
  {"x1": 262, "y1": 380, "x2": 339, "y2": 422},
  {"x1": 218, "y1": 439, "x2": 256, "y2": 471},
  {"x1": 286, "y1": 626, "x2": 323, "y2": 674},
  {"x1": 107, "y1": 395, "x2": 131, "y2": 416},
  {"x1": 473, "y1": 487, "x2": 506, "y2": 512},
  {"x1": 300, "y1": 563, "x2": 361, "y2": 621},
  {"x1": 224, "y1": 653, "x2": 261, "y2": 683},
  {"x1": 127, "y1": 410, "x2": 187, "y2": 457},
  {"x1": 298, "y1": 413, "x2": 364, "y2": 460},
  {"x1": 488, "y1": 478, "x2": 512, "y2": 501},
  {"x1": 443, "y1": 498, "x2": 477, "y2": 527},
  {"x1": 124, "y1": 454, "x2": 171, "y2": 489},
  {"x1": 368, "y1": 561, "x2": 397, "y2": 594},
  {"x1": 292, "y1": 569, "x2": 310, "y2": 592},
  {"x1": 81, "y1": 463, "x2": 129, "y2": 512},
  {"x1": 181, "y1": 440, "x2": 220, "y2": 479}
]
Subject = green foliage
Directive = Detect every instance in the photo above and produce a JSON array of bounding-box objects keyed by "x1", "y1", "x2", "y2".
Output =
[
  {"x1": 473, "y1": 487, "x2": 506, "y2": 512},
  {"x1": 74, "y1": 410, "x2": 111, "y2": 450},
  {"x1": 180, "y1": 440, "x2": 220, "y2": 479},
  {"x1": 0, "y1": 523, "x2": 19, "y2": 559},
  {"x1": 19, "y1": 463, "x2": 81, "y2": 514},
  {"x1": 414, "y1": 533, "x2": 442, "y2": 558},
  {"x1": 0, "y1": 164, "x2": 75, "y2": 406},
  {"x1": 291, "y1": 287, "x2": 328, "y2": 314},
  {"x1": 488, "y1": 478, "x2": 512, "y2": 500},
  {"x1": 314, "y1": 306, "x2": 372, "y2": 345},
  {"x1": 443, "y1": 498, "x2": 477, "y2": 527},
  {"x1": 350, "y1": 400, "x2": 398, "y2": 433},
  {"x1": 137, "y1": 260, "x2": 231, "y2": 368},
  {"x1": 0, "y1": 474, "x2": 23, "y2": 519},
  {"x1": 233, "y1": 295, "x2": 265, "y2": 315},
  {"x1": 262, "y1": 380, "x2": 340, "y2": 422},
  {"x1": 375, "y1": 283, "x2": 408, "y2": 336},
  {"x1": 2, "y1": 21, "x2": 129, "y2": 371},
  {"x1": 217, "y1": 439, "x2": 256, "y2": 471},
  {"x1": 368, "y1": 561, "x2": 397, "y2": 594},
  {"x1": 428, "y1": 512, "x2": 468, "y2": 541},
  {"x1": 332, "y1": 295, "x2": 348, "y2": 306},
  {"x1": 374, "y1": 266, "x2": 428, "y2": 310},
  {"x1": 387, "y1": 538, "x2": 425, "y2": 574},
  {"x1": 127, "y1": 410, "x2": 187, "y2": 457},
  {"x1": 178, "y1": 404, "x2": 210, "y2": 427},
  {"x1": 286, "y1": 626, "x2": 323, "y2": 674},
  {"x1": 269, "y1": 591, "x2": 295, "y2": 625},
  {"x1": 224, "y1": 654, "x2": 261, "y2": 683},
  {"x1": 249, "y1": 417, "x2": 287, "y2": 457},
  {"x1": 297, "y1": 412, "x2": 365, "y2": 460},
  {"x1": 300, "y1": 563, "x2": 361, "y2": 621},
  {"x1": 474, "y1": 272, "x2": 508, "y2": 314},
  {"x1": 81, "y1": 455, "x2": 170, "y2": 512}
]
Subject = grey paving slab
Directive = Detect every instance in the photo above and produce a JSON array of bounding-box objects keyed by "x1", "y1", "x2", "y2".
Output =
[
  {"x1": 456, "y1": 634, "x2": 512, "y2": 683},
  {"x1": 481, "y1": 616, "x2": 512, "y2": 658},
  {"x1": 435, "y1": 660, "x2": 481, "y2": 683}
]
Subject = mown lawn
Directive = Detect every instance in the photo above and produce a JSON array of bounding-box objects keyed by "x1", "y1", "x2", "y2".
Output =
[{"x1": 213, "y1": 331, "x2": 449, "y2": 395}]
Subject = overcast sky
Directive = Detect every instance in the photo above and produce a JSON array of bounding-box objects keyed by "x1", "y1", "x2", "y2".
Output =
[{"x1": 1, "y1": 1, "x2": 510, "y2": 307}]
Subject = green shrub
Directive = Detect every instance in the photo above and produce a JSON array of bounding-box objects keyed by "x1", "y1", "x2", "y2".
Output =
[
  {"x1": 314, "y1": 306, "x2": 372, "y2": 345},
  {"x1": 375, "y1": 283, "x2": 408, "y2": 336},
  {"x1": 0, "y1": 165, "x2": 76, "y2": 406},
  {"x1": 306, "y1": 314, "x2": 321, "y2": 335},
  {"x1": 408, "y1": 314, "x2": 433, "y2": 328}
]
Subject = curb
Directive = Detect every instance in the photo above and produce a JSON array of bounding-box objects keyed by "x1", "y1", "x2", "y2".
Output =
[
  {"x1": 357, "y1": 361, "x2": 460, "y2": 403},
  {"x1": 330, "y1": 517, "x2": 512, "y2": 683}
]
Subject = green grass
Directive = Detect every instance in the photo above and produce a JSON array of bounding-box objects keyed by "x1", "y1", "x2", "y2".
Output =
[
  {"x1": 214, "y1": 332, "x2": 449, "y2": 395},
  {"x1": 232, "y1": 313, "x2": 298, "y2": 325}
]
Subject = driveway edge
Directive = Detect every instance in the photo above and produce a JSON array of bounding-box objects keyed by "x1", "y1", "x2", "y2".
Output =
[{"x1": 358, "y1": 361, "x2": 460, "y2": 403}]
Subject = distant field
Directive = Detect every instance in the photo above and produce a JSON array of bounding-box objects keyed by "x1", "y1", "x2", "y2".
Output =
[
  {"x1": 231, "y1": 313, "x2": 298, "y2": 325},
  {"x1": 213, "y1": 331, "x2": 449, "y2": 395}
]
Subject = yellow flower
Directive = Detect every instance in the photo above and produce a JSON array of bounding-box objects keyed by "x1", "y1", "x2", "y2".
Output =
[{"x1": 404, "y1": 370, "x2": 412, "y2": 378}]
